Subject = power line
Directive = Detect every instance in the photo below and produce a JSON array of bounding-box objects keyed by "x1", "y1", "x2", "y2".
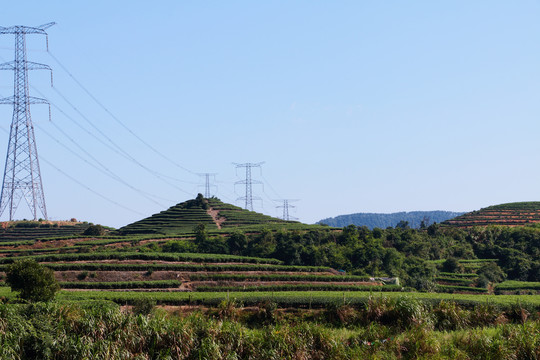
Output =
[
  {"x1": 0, "y1": 125, "x2": 145, "y2": 216},
  {"x1": 39, "y1": 155, "x2": 146, "y2": 216},
  {"x1": 48, "y1": 85, "x2": 196, "y2": 195},
  {"x1": 34, "y1": 122, "x2": 170, "y2": 207},
  {"x1": 47, "y1": 51, "x2": 198, "y2": 176}
]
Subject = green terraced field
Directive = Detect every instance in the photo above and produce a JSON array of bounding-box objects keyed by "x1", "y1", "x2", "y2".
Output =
[{"x1": 1, "y1": 288, "x2": 537, "y2": 308}]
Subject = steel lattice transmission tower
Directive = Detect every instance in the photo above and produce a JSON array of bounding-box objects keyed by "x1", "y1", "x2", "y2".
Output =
[
  {"x1": 197, "y1": 173, "x2": 217, "y2": 198},
  {"x1": 0, "y1": 23, "x2": 55, "y2": 220},
  {"x1": 275, "y1": 199, "x2": 299, "y2": 221},
  {"x1": 233, "y1": 162, "x2": 264, "y2": 211}
]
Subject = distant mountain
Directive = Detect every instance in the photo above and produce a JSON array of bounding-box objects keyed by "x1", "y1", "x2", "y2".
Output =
[{"x1": 318, "y1": 211, "x2": 465, "y2": 229}]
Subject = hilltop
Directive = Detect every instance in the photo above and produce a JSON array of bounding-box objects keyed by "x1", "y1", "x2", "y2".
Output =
[
  {"x1": 118, "y1": 195, "x2": 323, "y2": 235},
  {"x1": 318, "y1": 210, "x2": 464, "y2": 229},
  {"x1": 443, "y1": 202, "x2": 540, "y2": 227}
]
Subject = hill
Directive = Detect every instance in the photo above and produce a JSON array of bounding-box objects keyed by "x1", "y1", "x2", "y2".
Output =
[
  {"x1": 443, "y1": 201, "x2": 540, "y2": 227},
  {"x1": 318, "y1": 211, "x2": 464, "y2": 229},
  {"x1": 118, "y1": 195, "x2": 321, "y2": 235},
  {"x1": 0, "y1": 220, "x2": 90, "y2": 242}
]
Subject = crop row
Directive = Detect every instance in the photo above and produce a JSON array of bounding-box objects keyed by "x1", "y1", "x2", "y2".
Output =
[
  {"x1": 436, "y1": 285, "x2": 488, "y2": 294},
  {"x1": 195, "y1": 284, "x2": 402, "y2": 292},
  {"x1": 0, "y1": 251, "x2": 283, "y2": 265},
  {"x1": 435, "y1": 277, "x2": 474, "y2": 286},
  {"x1": 15, "y1": 289, "x2": 535, "y2": 308},
  {"x1": 495, "y1": 281, "x2": 540, "y2": 291},
  {"x1": 438, "y1": 272, "x2": 478, "y2": 278},
  {"x1": 189, "y1": 273, "x2": 373, "y2": 282},
  {"x1": 0, "y1": 262, "x2": 332, "y2": 273},
  {"x1": 0, "y1": 247, "x2": 84, "y2": 254},
  {"x1": 60, "y1": 280, "x2": 181, "y2": 289}
]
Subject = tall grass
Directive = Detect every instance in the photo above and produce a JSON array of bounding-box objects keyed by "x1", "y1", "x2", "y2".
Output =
[{"x1": 0, "y1": 300, "x2": 538, "y2": 359}]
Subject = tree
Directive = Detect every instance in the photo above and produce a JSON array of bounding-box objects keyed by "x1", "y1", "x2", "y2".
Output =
[
  {"x1": 6, "y1": 259, "x2": 60, "y2": 302},
  {"x1": 476, "y1": 262, "x2": 506, "y2": 283},
  {"x1": 227, "y1": 230, "x2": 247, "y2": 255},
  {"x1": 441, "y1": 257, "x2": 463, "y2": 273}
]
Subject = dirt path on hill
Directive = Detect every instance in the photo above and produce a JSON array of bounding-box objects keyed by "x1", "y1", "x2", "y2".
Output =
[{"x1": 207, "y1": 207, "x2": 226, "y2": 229}]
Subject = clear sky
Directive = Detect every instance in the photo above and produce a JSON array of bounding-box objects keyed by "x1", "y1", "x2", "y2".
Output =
[{"x1": 0, "y1": 1, "x2": 540, "y2": 228}]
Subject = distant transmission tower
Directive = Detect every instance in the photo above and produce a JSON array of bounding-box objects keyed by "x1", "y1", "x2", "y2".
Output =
[
  {"x1": 275, "y1": 199, "x2": 299, "y2": 221},
  {"x1": 197, "y1": 173, "x2": 217, "y2": 198},
  {"x1": 233, "y1": 162, "x2": 264, "y2": 211},
  {"x1": 0, "y1": 23, "x2": 55, "y2": 220}
]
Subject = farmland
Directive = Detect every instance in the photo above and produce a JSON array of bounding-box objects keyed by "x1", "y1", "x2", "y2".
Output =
[
  {"x1": 443, "y1": 201, "x2": 540, "y2": 227},
  {"x1": 0, "y1": 196, "x2": 539, "y2": 358}
]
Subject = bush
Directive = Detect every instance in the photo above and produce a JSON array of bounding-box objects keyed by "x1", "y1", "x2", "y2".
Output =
[
  {"x1": 83, "y1": 224, "x2": 106, "y2": 236},
  {"x1": 477, "y1": 262, "x2": 506, "y2": 284},
  {"x1": 132, "y1": 298, "x2": 156, "y2": 315},
  {"x1": 441, "y1": 257, "x2": 463, "y2": 273},
  {"x1": 5, "y1": 259, "x2": 60, "y2": 302}
]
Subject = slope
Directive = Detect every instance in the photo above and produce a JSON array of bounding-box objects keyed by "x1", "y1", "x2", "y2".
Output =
[
  {"x1": 443, "y1": 202, "x2": 540, "y2": 227},
  {"x1": 118, "y1": 195, "x2": 306, "y2": 235}
]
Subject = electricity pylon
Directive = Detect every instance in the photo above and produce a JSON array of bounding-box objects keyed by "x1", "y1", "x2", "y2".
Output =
[
  {"x1": 275, "y1": 199, "x2": 299, "y2": 221},
  {"x1": 0, "y1": 23, "x2": 55, "y2": 220},
  {"x1": 233, "y1": 162, "x2": 264, "y2": 211},
  {"x1": 197, "y1": 173, "x2": 217, "y2": 198}
]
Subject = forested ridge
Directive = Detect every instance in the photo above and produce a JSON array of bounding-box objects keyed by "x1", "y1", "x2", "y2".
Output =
[
  {"x1": 318, "y1": 211, "x2": 464, "y2": 229},
  {"x1": 164, "y1": 221, "x2": 540, "y2": 289}
]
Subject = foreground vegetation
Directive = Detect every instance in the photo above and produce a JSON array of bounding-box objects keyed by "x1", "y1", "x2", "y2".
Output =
[{"x1": 0, "y1": 296, "x2": 538, "y2": 359}]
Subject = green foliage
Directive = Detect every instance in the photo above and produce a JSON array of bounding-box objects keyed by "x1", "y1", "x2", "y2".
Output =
[
  {"x1": 60, "y1": 280, "x2": 181, "y2": 289},
  {"x1": 132, "y1": 298, "x2": 156, "y2": 315},
  {"x1": 82, "y1": 224, "x2": 106, "y2": 236},
  {"x1": 5, "y1": 259, "x2": 60, "y2": 302},
  {"x1": 0, "y1": 301, "x2": 537, "y2": 359},
  {"x1": 162, "y1": 239, "x2": 197, "y2": 253},
  {"x1": 477, "y1": 262, "x2": 506, "y2": 283},
  {"x1": 441, "y1": 257, "x2": 463, "y2": 273},
  {"x1": 0, "y1": 251, "x2": 282, "y2": 265},
  {"x1": 227, "y1": 229, "x2": 247, "y2": 255}
]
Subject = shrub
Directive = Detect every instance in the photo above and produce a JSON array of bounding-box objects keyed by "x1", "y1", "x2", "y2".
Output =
[
  {"x1": 83, "y1": 224, "x2": 106, "y2": 236},
  {"x1": 5, "y1": 259, "x2": 60, "y2": 302},
  {"x1": 441, "y1": 257, "x2": 463, "y2": 273},
  {"x1": 477, "y1": 262, "x2": 506, "y2": 283},
  {"x1": 132, "y1": 298, "x2": 156, "y2": 315}
]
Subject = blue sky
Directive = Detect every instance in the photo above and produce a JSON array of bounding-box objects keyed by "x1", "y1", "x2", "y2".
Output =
[{"x1": 1, "y1": 1, "x2": 540, "y2": 227}]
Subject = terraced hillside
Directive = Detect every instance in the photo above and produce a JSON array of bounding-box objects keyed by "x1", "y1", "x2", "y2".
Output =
[
  {"x1": 0, "y1": 220, "x2": 89, "y2": 242},
  {"x1": 118, "y1": 195, "x2": 312, "y2": 235},
  {"x1": 0, "y1": 235, "x2": 392, "y2": 294},
  {"x1": 443, "y1": 202, "x2": 540, "y2": 227}
]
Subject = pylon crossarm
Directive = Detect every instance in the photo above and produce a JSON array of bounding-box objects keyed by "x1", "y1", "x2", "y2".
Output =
[
  {"x1": 0, "y1": 61, "x2": 15, "y2": 70},
  {"x1": 0, "y1": 96, "x2": 14, "y2": 105},
  {"x1": 27, "y1": 96, "x2": 49, "y2": 105},
  {"x1": 0, "y1": 26, "x2": 49, "y2": 35},
  {"x1": 36, "y1": 22, "x2": 56, "y2": 30},
  {"x1": 25, "y1": 61, "x2": 52, "y2": 71}
]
